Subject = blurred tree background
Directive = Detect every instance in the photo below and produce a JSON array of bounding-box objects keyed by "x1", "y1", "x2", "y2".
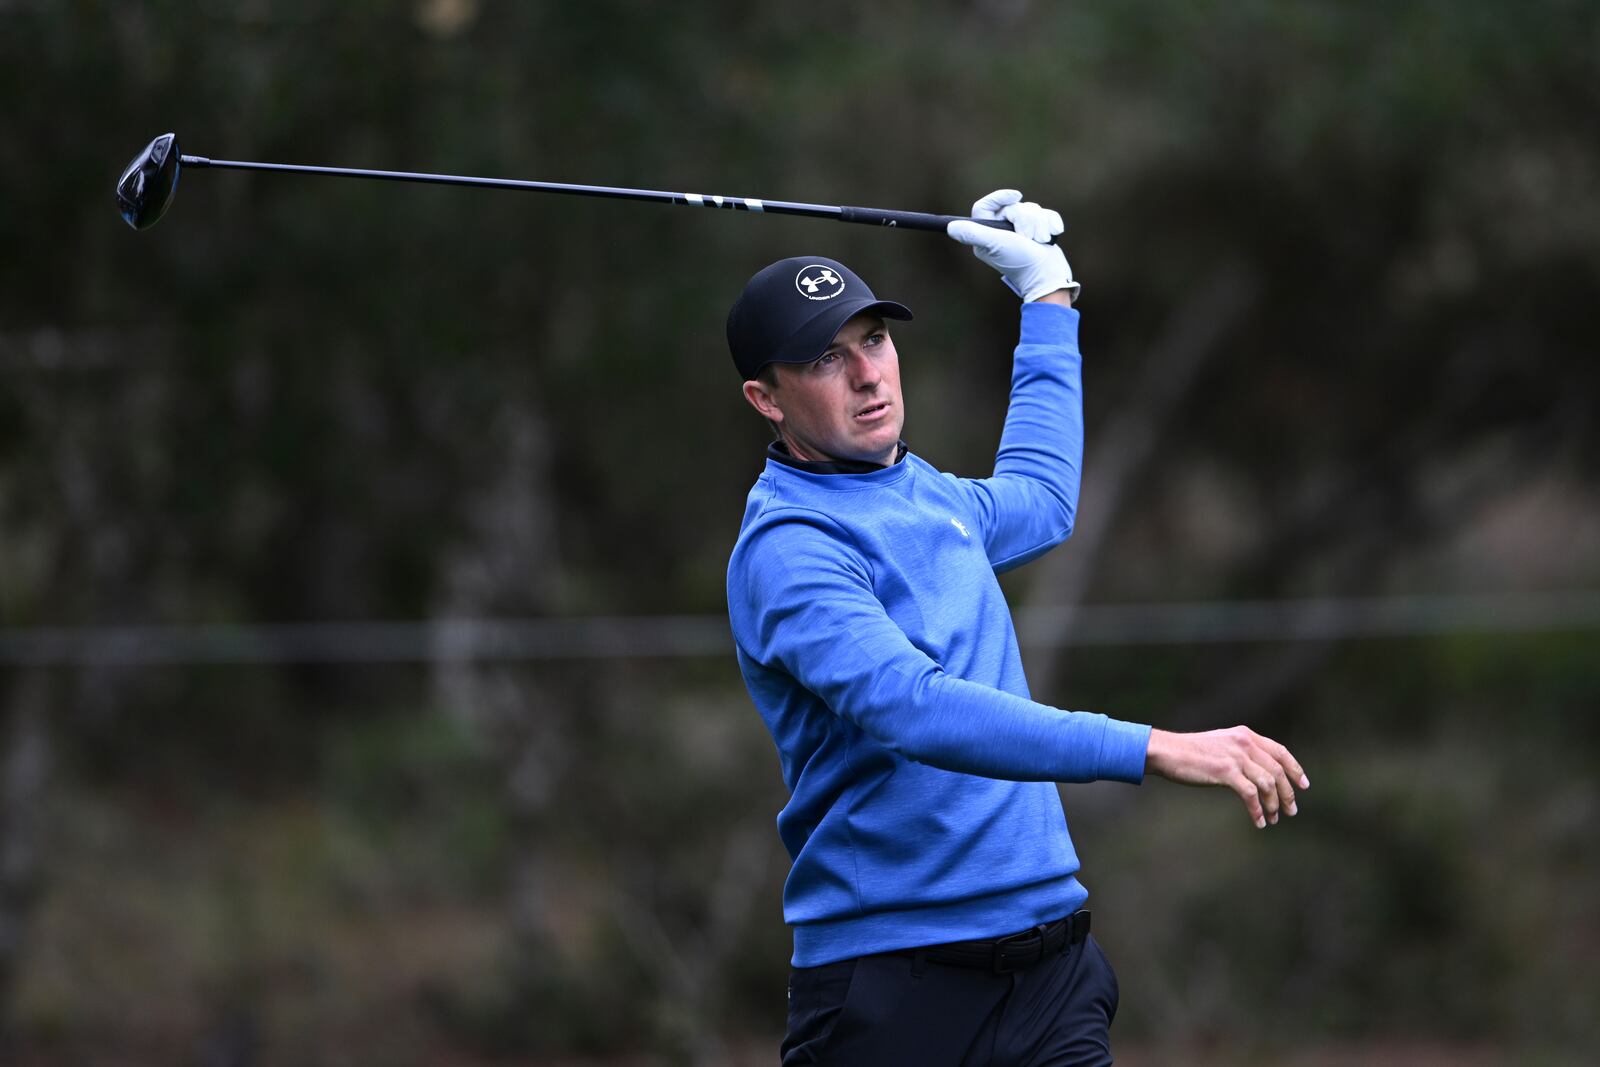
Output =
[{"x1": 3, "y1": 1, "x2": 1598, "y2": 1063}]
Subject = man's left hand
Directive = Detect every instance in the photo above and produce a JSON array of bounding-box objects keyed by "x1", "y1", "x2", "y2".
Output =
[{"x1": 947, "y1": 189, "x2": 1079, "y2": 303}]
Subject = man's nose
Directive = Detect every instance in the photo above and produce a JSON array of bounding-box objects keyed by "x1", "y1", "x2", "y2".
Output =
[{"x1": 847, "y1": 348, "x2": 881, "y2": 387}]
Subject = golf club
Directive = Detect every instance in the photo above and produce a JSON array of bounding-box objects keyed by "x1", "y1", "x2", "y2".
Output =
[{"x1": 116, "y1": 133, "x2": 1015, "y2": 235}]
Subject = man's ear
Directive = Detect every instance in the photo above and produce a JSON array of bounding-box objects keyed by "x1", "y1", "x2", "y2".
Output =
[{"x1": 742, "y1": 379, "x2": 783, "y2": 424}]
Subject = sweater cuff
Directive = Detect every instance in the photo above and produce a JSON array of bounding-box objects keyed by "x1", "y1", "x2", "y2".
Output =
[
  {"x1": 1018, "y1": 300, "x2": 1080, "y2": 348},
  {"x1": 1098, "y1": 718, "x2": 1153, "y2": 784}
]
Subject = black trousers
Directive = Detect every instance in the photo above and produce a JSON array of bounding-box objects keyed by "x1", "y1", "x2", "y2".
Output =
[{"x1": 781, "y1": 933, "x2": 1119, "y2": 1066}]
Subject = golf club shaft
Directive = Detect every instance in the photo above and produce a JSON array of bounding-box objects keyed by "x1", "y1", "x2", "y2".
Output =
[{"x1": 179, "y1": 155, "x2": 1007, "y2": 232}]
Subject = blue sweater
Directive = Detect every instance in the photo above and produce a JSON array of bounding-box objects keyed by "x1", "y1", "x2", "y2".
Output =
[{"x1": 726, "y1": 302, "x2": 1152, "y2": 966}]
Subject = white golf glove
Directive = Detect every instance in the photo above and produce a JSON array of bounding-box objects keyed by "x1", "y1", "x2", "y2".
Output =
[{"x1": 947, "y1": 189, "x2": 1079, "y2": 302}]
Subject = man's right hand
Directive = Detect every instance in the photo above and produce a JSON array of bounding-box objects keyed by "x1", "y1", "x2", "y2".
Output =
[{"x1": 1145, "y1": 726, "x2": 1310, "y2": 829}]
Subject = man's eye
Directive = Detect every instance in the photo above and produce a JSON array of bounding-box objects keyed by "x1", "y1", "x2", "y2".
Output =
[{"x1": 815, "y1": 353, "x2": 840, "y2": 368}]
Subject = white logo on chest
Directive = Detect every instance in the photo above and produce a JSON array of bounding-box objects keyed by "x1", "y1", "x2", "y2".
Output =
[{"x1": 950, "y1": 518, "x2": 970, "y2": 538}]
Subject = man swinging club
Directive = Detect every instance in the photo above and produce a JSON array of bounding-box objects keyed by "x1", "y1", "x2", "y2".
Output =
[{"x1": 725, "y1": 189, "x2": 1309, "y2": 1066}]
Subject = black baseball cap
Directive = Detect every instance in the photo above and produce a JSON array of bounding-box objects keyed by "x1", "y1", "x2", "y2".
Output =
[{"x1": 726, "y1": 256, "x2": 913, "y2": 380}]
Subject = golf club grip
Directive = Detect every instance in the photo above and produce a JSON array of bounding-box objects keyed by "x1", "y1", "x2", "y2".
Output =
[{"x1": 839, "y1": 205, "x2": 1013, "y2": 232}]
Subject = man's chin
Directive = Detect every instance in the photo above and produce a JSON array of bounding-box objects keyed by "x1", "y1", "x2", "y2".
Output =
[{"x1": 849, "y1": 433, "x2": 902, "y2": 467}]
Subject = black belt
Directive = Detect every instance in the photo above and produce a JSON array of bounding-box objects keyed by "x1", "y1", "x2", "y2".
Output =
[{"x1": 895, "y1": 910, "x2": 1091, "y2": 974}]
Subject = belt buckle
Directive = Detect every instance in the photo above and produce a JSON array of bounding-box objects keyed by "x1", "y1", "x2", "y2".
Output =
[{"x1": 991, "y1": 924, "x2": 1047, "y2": 974}]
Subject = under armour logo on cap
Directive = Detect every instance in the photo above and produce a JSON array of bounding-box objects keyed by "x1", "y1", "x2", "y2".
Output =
[{"x1": 795, "y1": 266, "x2": 845, "y2": 300}]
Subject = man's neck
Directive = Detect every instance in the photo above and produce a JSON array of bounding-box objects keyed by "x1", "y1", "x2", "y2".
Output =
[{"x1": 767, "y1": 439, "x2": 908, "y2": 475}]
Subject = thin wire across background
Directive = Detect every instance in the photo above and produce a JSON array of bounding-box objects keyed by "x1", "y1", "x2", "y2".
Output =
[{"x1": 3, "y1": 591, "x2": 1597, "y2": 665}]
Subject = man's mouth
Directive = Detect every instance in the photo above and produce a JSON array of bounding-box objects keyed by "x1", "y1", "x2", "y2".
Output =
[{"x1": 855, "y1": 401, "x2": 891, "y2": 422}]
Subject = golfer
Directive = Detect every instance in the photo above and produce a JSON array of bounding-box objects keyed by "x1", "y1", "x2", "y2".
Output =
[{"x1": 726, "y1": 190, "x2": 1308, "y2": 1066}]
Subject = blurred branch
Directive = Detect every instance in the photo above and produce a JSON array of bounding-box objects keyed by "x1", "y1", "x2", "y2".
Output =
[
  {"x1": 0, "y1": 672, "x2": 50, "y2": 1039},
  {"x1": 429, "y1": 401, "x2": 572, "y2": 992},
  {"x1": 607, "y1": 814, "x2": 769, "y2": 1067},
  {"x1": 1024, "y1": 264, "x2": 1258, "y2": 697}
]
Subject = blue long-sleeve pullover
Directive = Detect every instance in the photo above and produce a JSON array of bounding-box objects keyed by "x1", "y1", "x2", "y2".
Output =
[{"x1": 727, "y1": 302, "x2": 1151, "y2": 966}]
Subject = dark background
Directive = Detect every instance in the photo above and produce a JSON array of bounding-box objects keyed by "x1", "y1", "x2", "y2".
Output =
[{"x1": 3, "y1": 2, "x2": 1597, "y2": 1063}]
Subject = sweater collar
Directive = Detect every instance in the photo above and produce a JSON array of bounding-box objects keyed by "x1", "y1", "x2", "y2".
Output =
[{"x1": 766, "y1": 439, "x2": 909, "y2": 476}]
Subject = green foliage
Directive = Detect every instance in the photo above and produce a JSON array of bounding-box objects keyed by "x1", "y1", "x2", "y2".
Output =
[{"x1": 320, "y1": 708, "x2": 508, "y2": 900}]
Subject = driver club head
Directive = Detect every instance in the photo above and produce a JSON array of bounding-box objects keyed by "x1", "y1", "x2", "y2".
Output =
[{"x1": 116, "y1": 133, "x2": 181, "y2": 230}]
